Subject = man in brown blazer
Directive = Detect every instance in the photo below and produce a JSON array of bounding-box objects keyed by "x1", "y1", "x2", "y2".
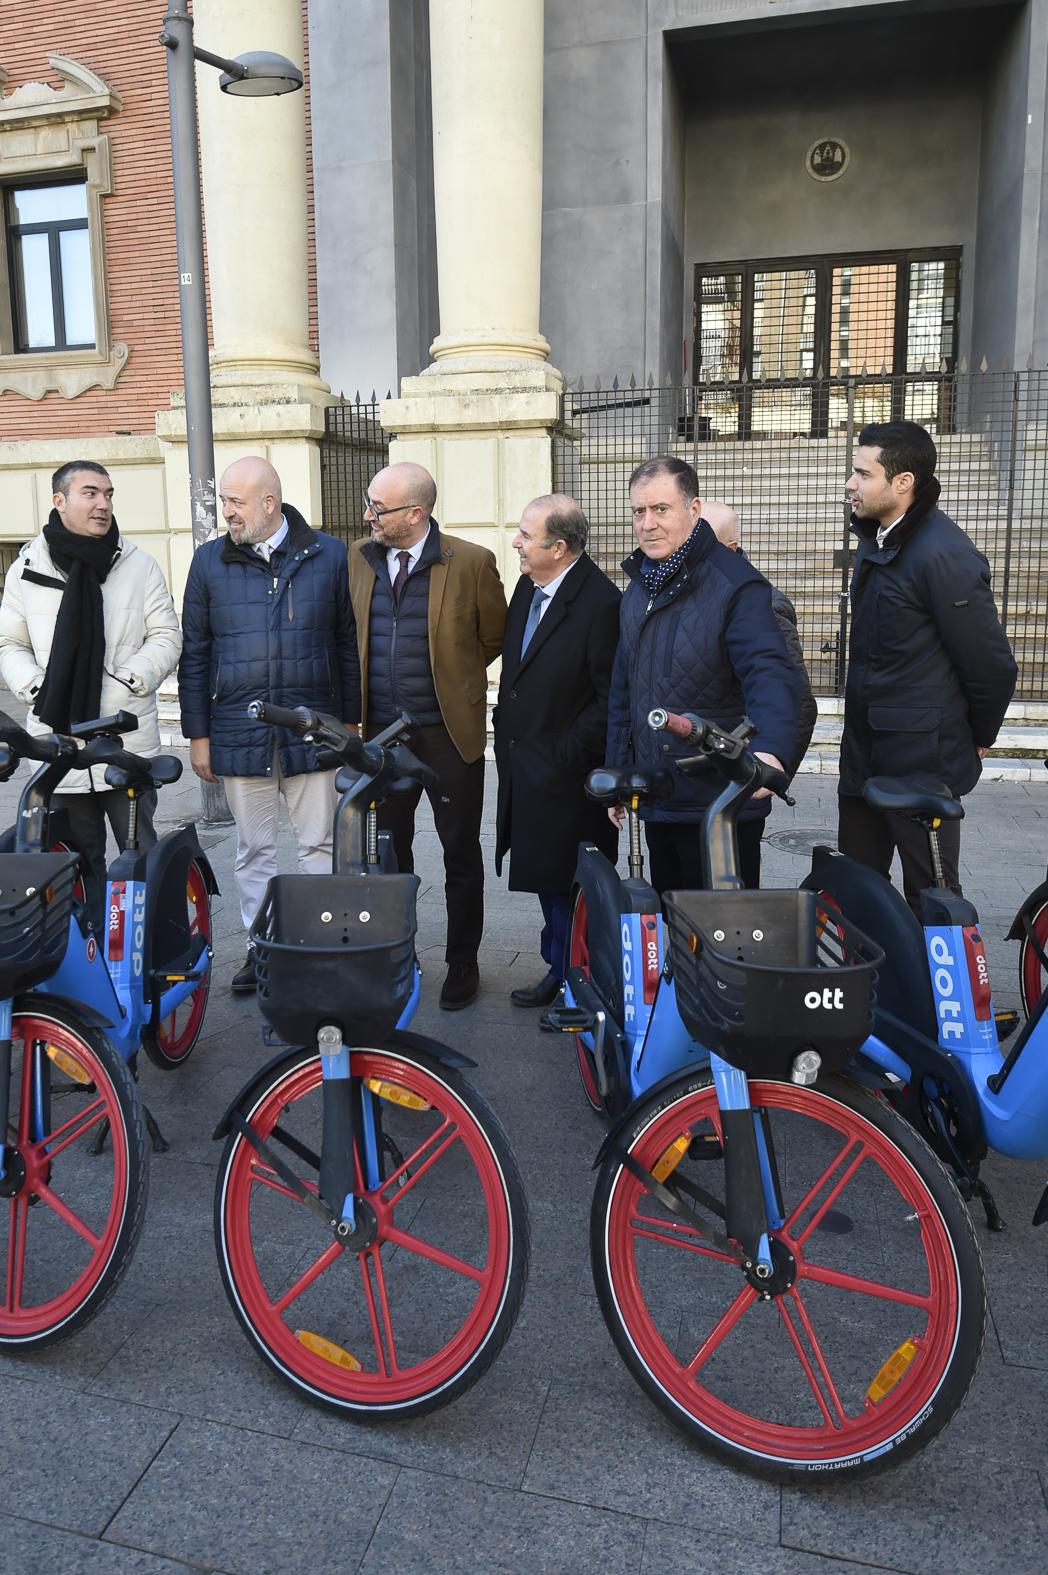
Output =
[{"x1": 350, "y1": 461, "x2": 507, "y2": 1009}]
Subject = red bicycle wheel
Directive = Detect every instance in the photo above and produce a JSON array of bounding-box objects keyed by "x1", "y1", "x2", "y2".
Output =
[
  {"x1": 0, "y1": 1003, "x2": 148, "y2": 1347},
  {"x1": 592, "y1": 1073, "x2": 984, "y2": 1481},
  {"x1": 143, "y1": 859, "x2": 212, "y2": 1070},
  {"x1": 1019, "y1": 900, "x2": 1048, "y2": 1017},
  {"x1": 215, "y1": 1040, "x2": 528, "y2": 1417},
  {"x1": 568, "y1": 888, "x2": 602, "y2": 1113}
]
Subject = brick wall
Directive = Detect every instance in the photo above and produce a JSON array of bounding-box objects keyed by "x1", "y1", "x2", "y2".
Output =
[{"x1": 0, "y1": 0, "x2": 319, "y2": 441}]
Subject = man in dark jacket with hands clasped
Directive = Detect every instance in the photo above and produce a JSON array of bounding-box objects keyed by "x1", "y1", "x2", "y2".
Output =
[
  {"x1": 840, "y1": 421, "x2": 1016, "y2": 910},
  {"x1": 178, "y1": 456, "x2": 361, "y2": 992}
]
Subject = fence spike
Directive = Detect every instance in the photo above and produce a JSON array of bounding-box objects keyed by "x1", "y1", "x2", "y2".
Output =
[
  {"x1": 958, "y1": 356, "x2": 968, "y2": 374},
  {"x1": 979, "y1": 356, "x2": 989, "y2": 372},
  {"x1": 815, "y1": 362, "x2": 824, "y2": 380},
  {"x1": 918, "y1": 359, "x2": 928, "y2": 374},
  {"x1": 386, "y1": 388, "x2": 392, "y2": 400},
  {"x1": 1001, "y1": 356, "x2": 1011, "y2": 372},
  {"x1": 859, "y1": 362, "x2": 869, "y2": 377},
  {"x1": 629, "y1": 372, "x2": 637, "y2": 390},
  {"x1": 647, "y1": 372, "x2": 655, "y2": 388},
  {"x1": 370, "y1": 389, "x2": 377, "y2": 403},
  {"x1": 354, "y1": 390, "x2": 361, "y2": 404},
  {"x1": 878, "y1": 361, "x2": 888, "y2": 376},
  {"x1": 665, "y1": 371, "x2": 673, "y2": 386},
  {"x1": 612, "y1": 374, "x2": 620, "y2": 390},
  {"x1": 594, "y1": 375, "x2": 602, "y2": 391},
  {"x1": 939, "y1": 359, "x2": 948, "y2": 374},
  {"x1": 739, "y1": 369, "x2": 749, "y2": 385}
]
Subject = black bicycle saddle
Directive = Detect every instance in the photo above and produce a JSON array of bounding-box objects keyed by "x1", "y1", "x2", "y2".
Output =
[
  {"x1": 585, "y1": 766, "x2": 674, "y2": 806},
  {"x1": 863, "y1": 774, "x2": 964, "y2": 822},
  {"x1": 103, "y1": 755, "x2": 183, "y2": 791}
]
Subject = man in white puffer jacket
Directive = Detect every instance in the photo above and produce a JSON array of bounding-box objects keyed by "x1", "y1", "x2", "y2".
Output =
[{"x1": 0, "y1": 460, "x2": 182, "y2": 924}]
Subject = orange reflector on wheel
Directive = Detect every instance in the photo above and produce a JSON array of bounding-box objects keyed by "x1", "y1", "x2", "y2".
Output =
[
  {"x1": 866, "y1": 1338, "x2": 919, "y2": 1403},
  {"x1": 295, "y1": 1330, "x2": 361, "y2": 1370},
  {"x1": 365, "y1": 1077, "x2": 430, "y2": 1111},
  {"x1": 45, "y1": 1043, "x2": 90, "y2": 1084},
  {"x1": 652, "y1": 1133, "x2": 690, "y2": 1183}
]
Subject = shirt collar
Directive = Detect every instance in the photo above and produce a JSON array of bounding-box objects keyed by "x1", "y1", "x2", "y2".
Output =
[
  {"x1": 254, "y1": 514, "x2": 289, "y2": 560},
  {"x1": 386, "y1": 523, "x2": 431, "y2": 573},
  {"x1": 533, "y1": 555, "x2": 579, "y2": 603},
  {"x1": 876, "y1": 513, "x2": 906, "y2": 550}
]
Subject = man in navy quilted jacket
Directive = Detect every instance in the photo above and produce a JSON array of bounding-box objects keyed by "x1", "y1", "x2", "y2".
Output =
[
  {"x1": 605, "y1": 456, "x2": 803, "y2": 893},
  {"x1": 178, "y1": 457, "x2": 361, "y2": 992}
]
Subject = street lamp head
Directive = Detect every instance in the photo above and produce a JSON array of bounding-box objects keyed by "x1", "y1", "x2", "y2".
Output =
[{"x1": 219, "y1": 51, "x2": 303, "y2": 97}]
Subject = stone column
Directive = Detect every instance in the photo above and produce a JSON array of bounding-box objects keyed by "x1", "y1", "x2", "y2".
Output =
[
  {"x1": 427, "y1": 0, "x2": 549, "y2": 369},
  {"x1": 383, "y1": 0, "x2": 561, "y2": 588},
  {"x1": 157, "y1": 0, "x2": 328, "y2": 581}
]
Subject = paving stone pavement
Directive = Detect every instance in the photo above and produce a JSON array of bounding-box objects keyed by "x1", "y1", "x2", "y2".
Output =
[{"x1": 0, "y1": 727, "x2": 1046, "y2": 1574}]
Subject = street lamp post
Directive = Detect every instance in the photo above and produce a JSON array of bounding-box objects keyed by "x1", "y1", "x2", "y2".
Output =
[{"x1": 159, "y1": 1, "x2": 303, "y2": 821}]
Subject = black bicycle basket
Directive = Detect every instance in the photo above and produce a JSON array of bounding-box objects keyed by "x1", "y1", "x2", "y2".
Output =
[
  {"x1": 251, "y1": 873, "x2": 419, "y2": 1045},
  {"x1": 663, "y1": 888, "x2": 883, "y2": 1079},
  {"x1": 0, "y1": 852, "x2": 80, "y2": 997}
]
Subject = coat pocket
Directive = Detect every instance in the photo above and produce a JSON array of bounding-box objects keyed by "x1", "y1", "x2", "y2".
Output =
[{"x1": 867, "y1": 704, "x2": 941, "y2": 778}]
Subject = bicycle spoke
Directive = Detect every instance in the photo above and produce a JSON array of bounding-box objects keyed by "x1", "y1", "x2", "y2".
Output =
[
  {"x1": 39, "y1": 1095, "x2": 111, "y2": 1160},
  {"x1": 32, "y1": 1180, "x2": 102, "y2": 1250},
  {"x1": 630, "y1": 1209, "x2": 737, "y2": 1265},
  {"x1": 799, "y1": 1258, "x2": 933, "y2": 1310},
  {"x1": 684, "y1": 1283, "x2": 758, "y2": 1376},
  {"x1": 777, "y1": 1291, "x2": 838, "y2": 1428},
  {"x1": 785, "y1": 1135, "x2": 867, "y2": 1246},
  {"x1": 382, "y1": 1221, "x2": 485, "y2": 1283},
  {"x1": 785, "y1": 1286, "x2": 848, "y2": 1428},
  {"x1": 379, "y1": 1120, "x2": 459, "y2": 1206},
  {"x1": 366, "y1": 1245, "x2": 400, "y2": 1373},
  {"x1": 249, "y1": 1161, "x2": 320, "y2": 1208},
  {"x1": 5, "y1": 1197, "x2": 25, "y2": 1313},
  {"x1": 358, "y1": 1250, "x2": 389, "y2": 1375},
  {"x1": 272, "y1": 1240, "x2": 344, "y2": 1315}
]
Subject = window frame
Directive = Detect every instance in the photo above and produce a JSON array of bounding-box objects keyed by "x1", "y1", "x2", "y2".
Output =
[{"x1": 5, "y1": 176, "x2": 94, "y2": 353}]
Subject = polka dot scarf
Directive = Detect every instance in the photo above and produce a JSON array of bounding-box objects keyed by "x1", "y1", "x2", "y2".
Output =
[{"x1": 642, "y1": 522, "x2": 701, "y2": 600}]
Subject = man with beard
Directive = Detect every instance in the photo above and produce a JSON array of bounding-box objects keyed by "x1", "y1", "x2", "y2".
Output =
[
  {"x1": 840, "y1": 420, "x2": 1016, "y2": 909},
  {"x1": 0, "y1": 460, "x2": 182, "y2": 928},
  {"x1": 178, "y1": 456, "x2": 360, "y2": 992},
  {"x1": 350, "y1": 461, "x2": 506, "y2": 1011}
]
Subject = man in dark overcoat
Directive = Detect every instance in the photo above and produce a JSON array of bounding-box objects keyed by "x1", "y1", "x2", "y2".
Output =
[{"x1": 494, "y1": 494, "x2": 621, "y2": 1007}]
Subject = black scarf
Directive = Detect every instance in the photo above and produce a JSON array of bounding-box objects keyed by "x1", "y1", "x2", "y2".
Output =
[
  {"x1": 34, "y1": 511, "x2": 120, "y2": 733},
  {"x1": 641, "y1": 522, "x2": 702, "y2": 598}
]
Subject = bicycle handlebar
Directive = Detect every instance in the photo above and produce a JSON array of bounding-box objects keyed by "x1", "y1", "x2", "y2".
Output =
[
  {"x1": 0, "y1": 712, "x2": 76, "y2": 765},
  {"x1": 248, "y1": 700, "x2": 387, "y2": 777},
  {"x1": 648, "y1": 708, "x2": 795, "y2": 806}
]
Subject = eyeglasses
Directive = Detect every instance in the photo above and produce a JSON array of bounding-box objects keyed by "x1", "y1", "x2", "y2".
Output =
[{"x1": 362, "y1": 490, "x2": 415, "y2": 524}]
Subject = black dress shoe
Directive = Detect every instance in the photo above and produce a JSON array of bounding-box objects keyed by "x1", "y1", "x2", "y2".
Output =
[
  {"x1": 510, "y1": 969, "x2": 562, "y2": 1008},
  {"x1": 440, "y1": 960, "x2": 479, "y2": 1011},
  {"x1": 231, "y1": 949, "x2": 256, "y2": 995}
]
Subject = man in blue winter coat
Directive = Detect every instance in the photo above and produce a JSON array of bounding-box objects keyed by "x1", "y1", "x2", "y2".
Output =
[
  {"x1": 178, "y1": 456, "x2": 361, "y2": 992},
  {"x1": 605, "y1": 456, "x2": 803, "y2": 893}
]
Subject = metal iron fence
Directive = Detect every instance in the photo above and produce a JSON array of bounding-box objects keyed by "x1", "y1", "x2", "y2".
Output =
[
  {"x1": 553, "y1": 369, "x2": 1048, "y2": 699},
  {"x1": 319, "y1": 397, "x2": 390, "y2": 548}
]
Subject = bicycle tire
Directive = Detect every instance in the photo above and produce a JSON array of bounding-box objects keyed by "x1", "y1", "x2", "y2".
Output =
[
  {"x1": 591, "y1": 1072, "x2": 985, "y2": 1482},
  {"x1": 214, "y1": 1038, "x2": 529, "y2": 1417},
  {"x1": 142, "y1": 857, "x2": 212, "y2": 1071},
  {"x1": 0, "y1": 999, "x2": 148, "y2": 1349},
  {"x1": 1018, "y1": 898, "x2": 1048, "y2": 1017},
  {"x1": 567, "y1": 887, "x2": 603, "y2": 1114}
]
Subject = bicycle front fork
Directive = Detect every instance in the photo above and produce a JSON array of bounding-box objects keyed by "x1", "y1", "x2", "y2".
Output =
[
  {"x1": 316, "y1": 1024, "x2": 383, "y2": 1229},
  {"x1": 712, "y1": 1054, "x2": 784, "y2": 1275},
  {"x1": 0, "y1": 999, "x2": 10, "y2": 1181}
]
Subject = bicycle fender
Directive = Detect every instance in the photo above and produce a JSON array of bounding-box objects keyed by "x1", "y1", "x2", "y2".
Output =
[
  {"x1": 1005, "y1": 877, "x2": 1048, "y2": 942},
  {"x1": 211, "y1": 1030, "x2": 477, "y2": 1141},
  {"x1": 592, "y1": 1065, "x2": 711, "y2": 1168},
  {"x1": 14, "y1": 989, "x2": 115, "y2": 1031}
]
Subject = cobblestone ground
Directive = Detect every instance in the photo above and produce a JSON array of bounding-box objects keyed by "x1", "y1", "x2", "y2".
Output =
[{"x1": 0, "y1": 733, "x2": 1045, "y2": 1573}]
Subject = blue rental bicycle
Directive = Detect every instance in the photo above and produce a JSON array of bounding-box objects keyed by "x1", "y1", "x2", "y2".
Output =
[
  {"x1": 547, "y1": 708, "x2": 985, "y2": 1481},
  {"x1": 0, "y1": 711, "x2": 216, "y2": 1347},
  {"x1": 801, "y1": 768, "x2": 1048, "y2": 1237},
  {"x1": 212, "y1": 703, "x2": 529, "y2": 1419}
]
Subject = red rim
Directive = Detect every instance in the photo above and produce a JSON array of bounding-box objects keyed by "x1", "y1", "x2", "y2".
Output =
[
  {"x1": 220, "y1": 1050, "x2": 514, "y2": 1406},
  {"x1": 0, "y1": 1014, "x2": 129, "y2": 1339},
  {"x1": 152, "y1": 861, "x2": 211, "y2": 1065},
  {"x1": 1020, "y1": 901, "x2": 1048, "y2": 1016},
  {"x1": 569, "y1": 890, "x2": 602, "y2": 1111},
  {"x1": 603, "y1": 1081, "x2": 962, "y2": 1466},
  {"x1": 51, "y1": 840, "x2": 86, "y2": 907},
  {"x1": 815, "y1": 890, "x2": 847, "y2": 949}
]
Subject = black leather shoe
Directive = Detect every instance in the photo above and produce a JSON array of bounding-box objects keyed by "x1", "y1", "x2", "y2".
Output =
[
  {"x1": 231, "y1": 950, "x2": 256, "y2": 995},
  {"x1": 440, "y1": 960, "x2": 479, "y2": 1011},
  {"x1": 510, "y1": 969, "x2": 562, "y2": 1008}
]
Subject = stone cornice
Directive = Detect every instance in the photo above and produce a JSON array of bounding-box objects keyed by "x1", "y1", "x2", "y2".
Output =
[{"x1": 0, "y1": 55, "x2": 122, "y2": 129}]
